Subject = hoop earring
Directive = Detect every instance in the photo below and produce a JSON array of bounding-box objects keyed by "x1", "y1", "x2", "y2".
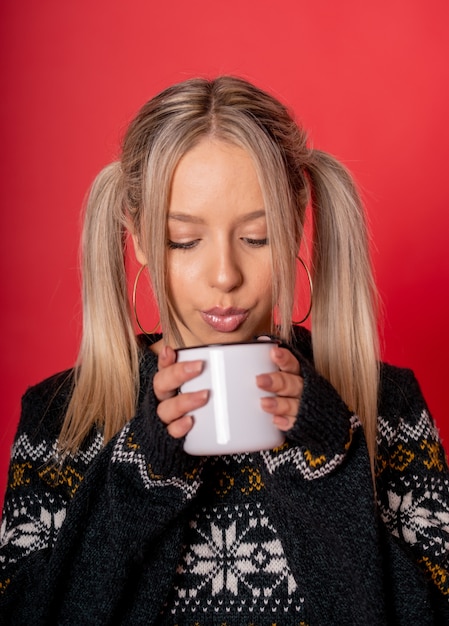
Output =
[
  {"x1": 132, "y1": 264, "x2": 160, "y2": 336},
  {"x1": 292, "y1": 256, "x2": 313, "y2": 325}
]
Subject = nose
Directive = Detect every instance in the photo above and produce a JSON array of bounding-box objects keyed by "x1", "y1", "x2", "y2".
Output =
[{"x1": 208, "y1": 242, "x2": 243, "y2": 292}]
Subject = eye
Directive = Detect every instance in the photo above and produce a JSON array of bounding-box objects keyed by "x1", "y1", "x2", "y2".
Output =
[
  {"x1": 167, "y1": 239, "x2": 200, "y2": 250},
  {"x1": 242, "y1": 237, "x2": 269, "y2": 248}
]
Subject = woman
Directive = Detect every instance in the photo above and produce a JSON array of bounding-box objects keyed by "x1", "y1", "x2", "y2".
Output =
[{"x1": 1, "y1": 76, "x2": 448, "y2": 625}]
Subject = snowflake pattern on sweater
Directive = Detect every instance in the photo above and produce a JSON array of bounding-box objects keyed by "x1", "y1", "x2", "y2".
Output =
[
  {"x1": 376, "y1": 405, "x2": 449, "y2": 596},
  {"x1": 0, "y1": 429, "x2": 103, "y2": 580},
  {"x1": 161, "y1": 455, "x2": 306, "y2": 622}
]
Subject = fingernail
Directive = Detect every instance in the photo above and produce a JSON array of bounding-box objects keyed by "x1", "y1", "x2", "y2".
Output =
[
  {"x1": 184, "y1": 360, "x2": 203, "y2": 374},
  {"x1": 256, "y1": 374, "x2": 273, "y2": 389}
]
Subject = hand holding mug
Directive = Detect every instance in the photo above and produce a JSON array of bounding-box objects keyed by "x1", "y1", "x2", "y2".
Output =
[
  {"x1": 155, "y1": 341, "x2": 303, "y2": 455},
  {"x1": 153, "y1": 345, "x2": 209, "y2": 439},
  {"x1": 256, "y1": 343, "x2": 303, "y2": 432}
]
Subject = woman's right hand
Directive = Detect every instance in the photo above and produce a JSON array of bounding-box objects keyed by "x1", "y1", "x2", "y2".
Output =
[{"x1": 153, "y1": 345, "x2": 209, "y2": 439}]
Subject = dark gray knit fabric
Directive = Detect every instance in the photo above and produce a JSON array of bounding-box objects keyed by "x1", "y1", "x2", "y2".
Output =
[{"x1": 1, "y1": 328, "x2": 448, "y2": 625}]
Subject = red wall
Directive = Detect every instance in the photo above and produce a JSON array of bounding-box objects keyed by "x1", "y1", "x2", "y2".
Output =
[{"x1": 1, "y1": 0, "x2": 448, "y2": 507}]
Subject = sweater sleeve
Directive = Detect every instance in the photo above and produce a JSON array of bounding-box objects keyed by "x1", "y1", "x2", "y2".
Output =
[
  {"x1": 376, "y1": 365, "x2": 449, "y2": 599},
  {"x1": 255, "y1": 346, "x2": 388, "y2": 624},
  {"x1": 0, "y1": 369, "x2": 204, "y2": 625},
  {"x1": 255, "y1": 342, "x2": 448, "y2": 624}
]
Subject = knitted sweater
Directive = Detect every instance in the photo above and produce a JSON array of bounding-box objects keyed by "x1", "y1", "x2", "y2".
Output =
[{"x1": 1, "y1": 328, "x2": 448, "y2": 625}]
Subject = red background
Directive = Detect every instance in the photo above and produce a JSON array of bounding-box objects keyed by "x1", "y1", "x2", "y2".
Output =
[{"x1": 1, "y1": 0, "x2": 448, "y2": 508}]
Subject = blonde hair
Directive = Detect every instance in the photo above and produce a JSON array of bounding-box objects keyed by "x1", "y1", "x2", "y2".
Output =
[{"x1": 60, "y1": 76, "x2": 379, "y2": 473}]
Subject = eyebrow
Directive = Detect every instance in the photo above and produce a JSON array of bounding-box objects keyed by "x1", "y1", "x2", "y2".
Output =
[{"x1": 168, "y1": 209, "x2": 266, "y2": 225}]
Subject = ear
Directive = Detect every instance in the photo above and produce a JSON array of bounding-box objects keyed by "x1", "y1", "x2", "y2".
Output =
[
  {"x1": 130, "y1": 231, "x2": 148, "y2": 266},
  {"x1": 125, "y1": 215, "x2": 148, "y2": 265}
]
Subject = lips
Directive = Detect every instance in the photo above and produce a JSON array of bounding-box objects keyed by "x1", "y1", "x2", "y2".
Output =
[{"x1": 200, "y1": 307, "x2": 249, "y2": 333}]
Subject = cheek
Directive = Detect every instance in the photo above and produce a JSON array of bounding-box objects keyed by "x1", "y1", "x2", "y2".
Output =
[
  {"x1": 254, "y1": 267, "x2": 273, "y2": 304},
  {"x1": 166, "y1": 256, "x2": 201, "y2": 304},
  {"x1": 169, "y1": 256, "x2": 201, "y2": 284}
]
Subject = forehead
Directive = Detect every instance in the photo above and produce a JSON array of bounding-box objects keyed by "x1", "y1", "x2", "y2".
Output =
[{"x1": 168, "y1": 138, "x2": 264, "y2": 218}]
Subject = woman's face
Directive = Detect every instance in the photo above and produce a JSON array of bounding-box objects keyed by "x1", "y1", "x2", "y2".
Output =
[{"x1": 166, "y1": 138, "x2": 273, "y2": 347}]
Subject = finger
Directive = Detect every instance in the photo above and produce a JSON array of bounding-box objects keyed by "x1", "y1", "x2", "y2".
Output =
[
  {"x1": 167, "y1": 414, "x2": 194, "y2": 439},
  {"x1": 260, "y1": 395, "x2": 299, "y2": 419},
  {"x1": 256, "y1": 370, "x2": 303, "y2": 398},
  {"x1": 157, "y1": 389, "x2": 209, "y2": 425},
  {"x1": 154, "y1": 359, "x2": 204, "y2": 401},
  {"x1": 272, "y1": 414, "x2": 296, "y2": 432},
  {"x1": 270, "y1": 345, "x2": 300, "y2": 375},
  {"x1": 158, "y1": 344, "x2": 177, "y2": 370}
]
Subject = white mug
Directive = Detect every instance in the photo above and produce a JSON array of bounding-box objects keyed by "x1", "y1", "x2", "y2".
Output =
[{"x1": 176, "y1": 340, "x2": 285, "y2": 455}]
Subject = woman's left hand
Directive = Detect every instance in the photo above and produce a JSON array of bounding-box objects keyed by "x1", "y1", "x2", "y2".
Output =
[{"x1": 256, "y1": 345, "x2": 303, "y2": 432}]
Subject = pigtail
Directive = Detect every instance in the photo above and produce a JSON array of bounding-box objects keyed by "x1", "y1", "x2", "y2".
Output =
[
  {"x1": 59, "y1": 162, "x2": 139, "y2": 455},
  {"x1": 306, "y1": 150, "x2": 380, "y2": 473}
]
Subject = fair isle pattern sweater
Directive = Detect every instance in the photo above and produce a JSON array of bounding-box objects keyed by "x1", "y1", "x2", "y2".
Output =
[
  {"x1": 159, "y1": 453, "x2": 308, "y2": 622},
  {"x1": 1, "y1": 328, "x2": 448, "y2": 625}
]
